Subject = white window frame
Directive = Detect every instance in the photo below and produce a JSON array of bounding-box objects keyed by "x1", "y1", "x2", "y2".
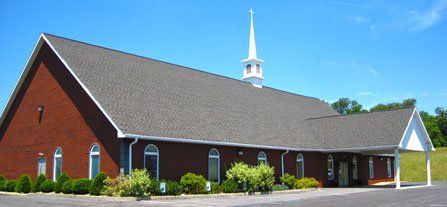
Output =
[
  {"x1": 144, "y1": 144, "x2": 159, "y2": 180},
  {"x1": 37, "y1": 157, "x2": 47, "y2": 176},
  {"x1": 369, "y1": 157, "x2": 374, "y2": 179},
  {"x1": 89, "y1": 144, "x2": 100, "y2": 179},
  {"x1": 53, "y1": 147, "x2": 62, "y2": 181},
  {"x1": 208, "y1": 148, "x2": 220, "y2": 182},
  {"x1": 352, "y1": 156, "x2": 358, "y2": 180},
  {"x1": 296, "y1": 153, "x2": 304, "y2": 179},
  {"x1": 328, "y1": 154, "x2": 334, "y2": 180},
  {"x1": 387, "y1": 158, "x2": 392, "y2": 178},
  {"x1": 258, "y1": 151, "x2": 267, "y2": 164}
]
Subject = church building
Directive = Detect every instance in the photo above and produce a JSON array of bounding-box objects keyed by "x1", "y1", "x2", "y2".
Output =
[{"x1": 0, "y1": 11, "x2": 434, "y2": 188}]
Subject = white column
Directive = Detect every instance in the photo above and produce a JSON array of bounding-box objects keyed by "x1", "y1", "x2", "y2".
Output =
[
  {"x1": 394, "y1": 148, "x2": 401, "y2": 189},
  {"x1": 426, "y1": 150, "x2": 432, "y2": 186}
]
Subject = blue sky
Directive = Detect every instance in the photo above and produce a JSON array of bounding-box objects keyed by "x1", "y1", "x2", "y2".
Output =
[{"x1": 1, "y1": 0, "x2": 446, "y2": 114}]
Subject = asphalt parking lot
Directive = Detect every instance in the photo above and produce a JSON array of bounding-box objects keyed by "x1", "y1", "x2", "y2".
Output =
[{"x1": 0, "y1": 182, "x2": 446, "y2": 207}]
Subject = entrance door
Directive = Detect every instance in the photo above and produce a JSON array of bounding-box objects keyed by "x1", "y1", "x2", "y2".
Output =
[{"x1": 338, "y1": 162, "x2": 349, "y2": 187}]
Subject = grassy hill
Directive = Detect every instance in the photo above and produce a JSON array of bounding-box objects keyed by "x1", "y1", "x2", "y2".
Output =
[{"x1": 401, "y1": 147, "x2": 447, "y2": 182}]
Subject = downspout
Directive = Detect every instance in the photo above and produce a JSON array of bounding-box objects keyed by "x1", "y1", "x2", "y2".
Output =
[
  {"x1": 281, "y1": 150, "x2": 289, "y2": 179},
  {"x1": 129, "y1": 138, "x2": 139, "y2": 174}
]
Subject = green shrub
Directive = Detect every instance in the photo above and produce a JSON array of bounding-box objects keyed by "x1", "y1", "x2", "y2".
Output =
[
  {"x1": 225, "y1": 162, "x2": 275, "y2": 192},
  {"x1": 0, "y1": 175, "x2": 6, "y2": 191},
  {"x1": 294, "y1": 177, "x2": 319, "y2": 189},
  {"x1": 101, "y1": 169, "x2": 151, "y2": 197},
  {"x1": 61, "y1": 180, "x2": 75, "y2": 194},
  {"x1": 166, "y1": 180, "x2": 182, "y2": 195},
  {"x1": 225, "y1": 162, "x2": 253, "y2": 191},
  {"x1": 256, "y1": 163, "x2": 275, "y2": 192},
  {"x1": 148, "y1": 179, "x2": 162, "y2": 195},
  {"x1": 41, "y1": 180, "x2": 55, "y2": 193},
  {"x1": 272, "y1": 184, "x2": 289, "y2": 191},
  {"x1": 33, "y1": 174, "x2": 47, "y2": 192},
  {"x1": 280, "y1": 173, "x2": 297, "y2": 189},
  {"x1": 221, "y1": 179, "x2": 240, "y2": 193},
  {"x1": 210, "y1": 182, "x2": 223, "y2": 194},
  {"x1": 0, "y1": 175, "x2": 5, "y2": 183},
  {"x1": 90, "y1": 172, "x2": 107, "y2": 195},
  {"x1": 15, "y1": 175, "x2": 32, "y2": 193},
  {"x1": 54, "y1": 173, "x2": 70, "y2": 193},
  {"x1": 5, "y1": 180, "x2": 18, "y2": 192},
  {"x1": 180, "y1": 173, "x2": 206, "y2": 194},
  {"x1": 72, "y1": 179, "x2": 92, "y2": 195}
]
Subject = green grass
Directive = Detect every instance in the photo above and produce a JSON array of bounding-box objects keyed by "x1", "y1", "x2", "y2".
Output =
[{"x1": 401, "y1": 147, "x2": 447, "y2": 182}]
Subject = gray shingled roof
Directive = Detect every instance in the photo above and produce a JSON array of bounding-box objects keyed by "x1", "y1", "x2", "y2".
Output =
[{"x1": 43, "y1": 34, "x2": 414, "y2": 150}]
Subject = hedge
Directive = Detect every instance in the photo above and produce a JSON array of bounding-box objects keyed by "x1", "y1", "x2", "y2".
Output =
[
  {"x1": 54, "y1": 173, "x2": 70, "y2": 193},
  {"x1": 15, "y1": 175, "x2": 32, "y2": 193},
  {"x1": 33, "y1": 174, "x2": 47, "y2": 192},
  {"x1": 41, "y1": 180, "x2": 55, "y2": 193},
  {"x1": 180, "y1": 173, "x2": 206, "y2": 194},
  {"x1": 61, "y1": 180, "x2": 75, "y2": 194},
  {"x1": 72, "y1": 179, "x2": 92, "y2": 195},
  {"x1": 5, "y1": 180, "x2": 18, "y2": 192},
  {"x1": 90, "y1": 172, "x2": 107, "y2": 196}
]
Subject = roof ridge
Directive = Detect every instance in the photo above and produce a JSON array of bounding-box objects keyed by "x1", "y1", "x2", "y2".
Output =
[
  {"x1": 42, "y1": 33, "x2": 322, "y2": 101},
  {"x1": 307, "y1": 107, "x2": 415, "y2": 120}
]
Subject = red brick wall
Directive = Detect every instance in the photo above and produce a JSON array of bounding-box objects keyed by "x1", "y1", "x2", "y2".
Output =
[{"x1": 0, "y1": 44, "x2": 120, "y2": 180}]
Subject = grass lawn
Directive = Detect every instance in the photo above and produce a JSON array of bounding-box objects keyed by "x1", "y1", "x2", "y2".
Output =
[{"x1": 400, "y1": 147, "x2": 447, "y2": 182}]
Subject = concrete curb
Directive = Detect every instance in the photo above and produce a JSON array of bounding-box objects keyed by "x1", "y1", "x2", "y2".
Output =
[{"x1": 0, "y1": 188, "x2": 318, "y2": 201}]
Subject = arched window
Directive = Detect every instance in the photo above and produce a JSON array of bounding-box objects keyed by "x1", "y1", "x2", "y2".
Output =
[
  {"x1": 327, "y1": 155, "x2": 334, "y2": 180},
  {"x1": 255, "y1": 64, "x2": 261, "y2": 74},
  {"x1": 53, "y1": 147, "x2": 62, "y2": 181},
  {"x1": 296, "y1": 153, "x2": 304, "y2": 179},
  {"x1": 369, "y1": 157, "x2": 374, "y2": 178},
  {"x1": 352, "y1": 156, "x2": 358, "y2": 180},
  {"x1": 89, "y1": 144, "x2": 100, "y2": 179},
  {"x1": 246, "y1": 64, "x2": 252, "y2": 74},
  {"x1": 258, "y1": 151, "x2": 267, "y2": 164},
  {"x1": 208, "y1": 148, "x2": 220, "y2": 182},
  {"x1": 144, "y1": 144, "x2": 159, "y2": 179},
  {"x1": 387, "y1": 158, "x2": 392, "y2": 178}
]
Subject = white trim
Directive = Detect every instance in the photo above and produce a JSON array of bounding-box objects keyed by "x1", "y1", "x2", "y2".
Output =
[
  {"x1": 369, "y1": 156, "x2": 374, "y2": 179},
  {"x1": 53, "y1": 147, "x2": 62, "y2": 181},
  {"x1": 398, "y1": 108, "x2": 435, "y2": 151},
  {"x1": 144, "y1": 144, "x2": 159, "y2": 180},
  {"x1": 208, "y1": 148, "x2": 220, "y2": 182},
  {"x1": 327, "y1": 154, "x2": 334, "y2": 180},
  {"x1": 296, "y1": 153, "x2": 304, "y2": 179},
  {"x1": 257, "y1": 151, "x2": 267, "y2": 164},
  {"x1": 128, "y1": 138, "x2": 139, "y2": 174},
  {"x1": 89, "y1": 144, "x2": 100, "y2": 179}
]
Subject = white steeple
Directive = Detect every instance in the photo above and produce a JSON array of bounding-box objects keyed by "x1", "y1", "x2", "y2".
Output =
[{"x1": 242, "y1": 9, "x2": 264, "y2": 88}]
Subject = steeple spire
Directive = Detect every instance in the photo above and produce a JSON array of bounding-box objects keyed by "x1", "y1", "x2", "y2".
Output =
[
  {"x1": 248, "y1": 9, "x2": 257, "y2": 59},
  {"x1": 242, "y1": 9, "x2": 264, "y2": 88}
]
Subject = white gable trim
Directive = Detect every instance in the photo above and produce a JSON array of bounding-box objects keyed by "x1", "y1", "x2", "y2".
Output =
[
  {"x1": 398, "y1": 108, "x2": 435, "y2": 152},
  {"x1": 0, "y1": 34, "x2": 124, "y2": 137}
]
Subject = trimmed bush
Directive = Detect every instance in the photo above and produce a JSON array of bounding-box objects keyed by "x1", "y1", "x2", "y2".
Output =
[
  {"x1": 210, "y1": 182, "x2": 223, "y2": 194},
  {"x1": 40, "y1": 180, "x2": 55, "y2": 193},
  {"x1": 225, "y1": 162, "x2": 252, "y2": 191},
  {"x1": 221, "y1": 179, "x2": 240, "y2": 193},
  {"x1": 61, "y1": 180, "x2": 75, "y2": 194},
  {"x1": 15, "y1": 175, "x2": 32, "y2": 193},
  {"x1": 0, "y1": 175, "x2": 5, "y2": 183},
  {"x1": 102, "y1": 169, "x2": 151, "y2": 197},
  {"x1": 0, "y1": 175, "x2": 6, "y2": 191},
  {"x1": 180, "y1": 173, "x2": 206, "y2": 194},
  {"x1": 294, "y1": 177, "x2": 319, "y2": 189},
  {"x1": 54, "y1": 173, "x2": 70, "y2": 193},
  {"x1": 5, "y1": 180, "x2": 18, "y2": 192},
  {"x1": 280, "y1": 173, "x2": 296, "y2": 189},
  {"x1": 272, "y1": 184, "x2": 289, "y2": 191},
  {"x1": 33, "y1": 174, "x2": 47, "y2": 192},
  {"x1": 90, "y1": 172, "x2": 107, "y2": 196},
  {"x1": 225, "y1": 162, "x2": 275, "y2": 192},
  {"x1": 166, "y1": 180, "x2": 182, "y2": 195},
  {"x1": 72, "y1": 179, "x2": 92, "y2": 195}
]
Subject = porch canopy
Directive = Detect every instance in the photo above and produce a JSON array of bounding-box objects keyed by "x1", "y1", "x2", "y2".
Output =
[{"x1": 308, "y1": 108, "x2": 435, "y2": 189}]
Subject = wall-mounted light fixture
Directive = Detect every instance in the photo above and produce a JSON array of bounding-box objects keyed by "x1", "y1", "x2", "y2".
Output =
[
  {"x1": 38, "y1": 104, "x2": 44, "y2": 124},
  {"x1": 237, "y1": 149, "x2": 243, "y2": 156}
]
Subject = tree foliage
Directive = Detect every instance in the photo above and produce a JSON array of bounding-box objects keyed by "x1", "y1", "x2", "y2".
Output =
[{"x1": 330, "y1": 98, "x2": 367, "y2": 115}]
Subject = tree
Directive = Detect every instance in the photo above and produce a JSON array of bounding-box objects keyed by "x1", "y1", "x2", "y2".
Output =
[
  {"x1": 420, "y1": 111, "x2": 446, "y2": 147},
  {"x1": 369, "y1": 98, "x2": 417, "y2": 112},
  {"x1": 330, "y1": 98, "x2": 367, "y2": 115}
]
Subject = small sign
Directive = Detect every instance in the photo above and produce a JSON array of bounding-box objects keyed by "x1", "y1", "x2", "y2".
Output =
[
  {"x1": 206, "y1": 181, "x2": 211, "y2": 192},
  {"x1": 160, "y1": 182, "x2": 166, "y2": 193}
]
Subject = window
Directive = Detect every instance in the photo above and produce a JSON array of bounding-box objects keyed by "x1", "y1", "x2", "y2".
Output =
[
  {"x1": 89, "y1": 144, "x2": 100, "y2": 179},
  {"x1": 255, "y1": 64, "x2": 261, "y2": 74},
  {"x1": 258, "y1": 151, "x2": 267, "y2": 164},
  {"x1": 327, "y1": 155, "x2": 334, "y2": 180},
  {"x1": 246, "y1": 64, "x2": 251, "y2": 74},
  {"x1": 369, "y1": 157, "x2": 374, "y2": 179},
  {"x1": 53, "y1": 147, "x2": 62, "y2": 181},
  {"x1": 352, "y1": 156, "x2": 358, "y2": 180},
  {"x1": 387, "y1": 158, "x2": 392, "y2": 178},
  {"x1": 37, "y1": 157, "x2": 46, "y2": 176},
  {"x1": 208, "y1": 148, "x2": 220, "y2": 182},
  {"x1": 296, "y1": 153, "x2": 304, "y2": 179},
  {"x1": 144, "y1": 144, "x2": 159, "y2": 179}
]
